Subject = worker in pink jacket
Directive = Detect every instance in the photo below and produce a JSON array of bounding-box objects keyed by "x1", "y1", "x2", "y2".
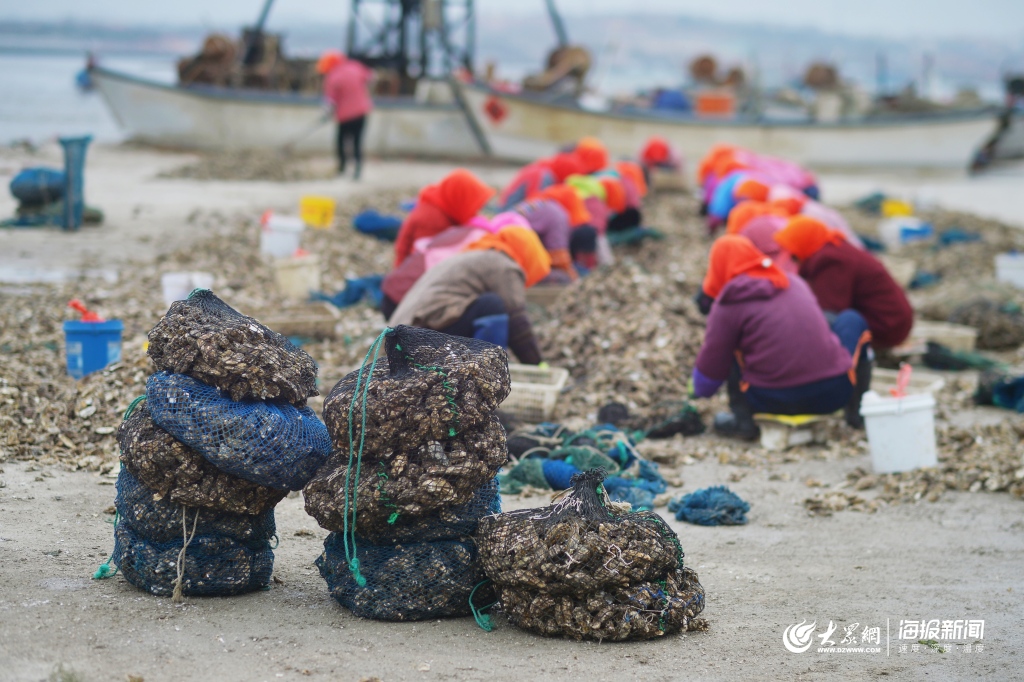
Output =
[{"x1": 318, "y1": 50, "x2": 374, "y2": 179}]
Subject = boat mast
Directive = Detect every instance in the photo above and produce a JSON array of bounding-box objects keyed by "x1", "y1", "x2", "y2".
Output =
[{"x1": 346, "y1": 0, "x2": 476, "y2": 94}]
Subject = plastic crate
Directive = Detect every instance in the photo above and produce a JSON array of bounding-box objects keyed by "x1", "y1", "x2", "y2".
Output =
[
  {"x1": 253, "y1": 302, "x2": 339, "y2": 340},
  {"x1": 525, "y1": 284, "x2": 568, "y2": 308},
  {"x1": 501, "y1": 364, "x2": 569, "y2": 423}
]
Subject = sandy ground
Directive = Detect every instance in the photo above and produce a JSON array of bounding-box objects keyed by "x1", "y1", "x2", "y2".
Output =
[{"x1": 1, "y1": 145, "x2": 1023, "y2": 681}]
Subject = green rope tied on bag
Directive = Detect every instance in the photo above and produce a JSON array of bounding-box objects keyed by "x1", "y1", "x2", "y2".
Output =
[
  {"x1": 92, "y1": 511, "x2": 119, "y2": 580},
  {"x1": 469, "y1": 579, "x2": 498, "y2": 632},
  {"x1": 343, "y1": 327, "x2": 391, "y2": 587},
  {"x1": 123, "y1": 394, "x2": 147, "y2": 420}
]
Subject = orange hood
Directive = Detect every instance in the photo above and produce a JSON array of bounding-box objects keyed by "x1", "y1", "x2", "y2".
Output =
[
  {"x1": 773, "y1": 216, "x2": 846, "y2": 261},
  {"x1": 538, "y1": 185, "x2": 592, "y2": 227},
  {"x1": 703, "y1": 234, "x2": 790, "y2": 299},
  {"x1": 464, "y1": 226, "x2": 552, "y2": 287}
]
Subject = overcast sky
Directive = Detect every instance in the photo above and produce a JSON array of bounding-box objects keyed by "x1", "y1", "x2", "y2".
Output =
[{"x1": 3, "y1": 0, "x2": 1023, "y2": 41}]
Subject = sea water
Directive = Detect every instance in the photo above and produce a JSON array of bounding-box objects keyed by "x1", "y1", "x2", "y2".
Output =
[{"x1": 0, "y1": 51, "x2": 176, "y2": 144}]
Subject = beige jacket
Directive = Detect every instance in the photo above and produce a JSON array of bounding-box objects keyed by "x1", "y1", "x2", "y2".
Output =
[{"x1": 389, "y1": 250, "x2": 526, "y2": 329}]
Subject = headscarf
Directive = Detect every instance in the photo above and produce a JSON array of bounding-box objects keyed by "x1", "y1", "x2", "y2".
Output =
[
  {"x1": 464, "y1": 226, "x2": 552, "y2": 287},
  {"x1": 538, "y1": 185, "x2": 591, "y2": 227},
  {"x1": 546, "y1": 152, "x2": 586, "y2": 182},
  {"x1": 574, "y1": 137, "x2": 609, "y2": 174},
  {"x1": 698, "y1": 144, "x2": 737, "y2": 184},
  {"x1": 735, "y1": 178, "x2": 770, "y2": 202},
  {"x1": 418, "y1": 169, "x2": 495, "y2": 225},
  {"x1": 702, "y1": 234, "x2": 789, "y2": 299},
  {"x1": 641, "y1": 136, "x2": 672, "y2": 167},
  {"x1": 770, "y1": 195, "x2": 807, "y2": 216},
  {"x1": 599, "y1": 177, "x2": 627, "y2": 213},
  {"x1": 773, "y1": 216, "x2": 846, "y2": 261},
  {"x1": 726, "y1": 201, "x2": 786, "y2": 235},
  {"x1": 565, "y1": 174, "x2": 606, "y2": 201},
  {"x1": 616, "y1": 161, "x2": 648, "y2": 198},
  {"x1": 316, "y1": 50, "x2": 345, "y2": 75}
]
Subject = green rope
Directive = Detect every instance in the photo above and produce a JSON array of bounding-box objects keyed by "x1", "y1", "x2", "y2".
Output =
[
  {"x1": 123, "y1": 395, "x2": 146, "y2": 420},
  {"x1": 375, "y1": 462, "x2": 400, "y2": 525},
  {"x1": 343, "y1": 327, "x2": 391, "y2": 587},
  {"x1": 92, "y1": 511, "x2": 119, "y2": 580},
  {"x1": 469, "y1": 580, "x2": 498, "y2": 632}
]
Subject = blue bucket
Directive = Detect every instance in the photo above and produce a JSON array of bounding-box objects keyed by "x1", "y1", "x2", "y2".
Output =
[{"x1": 63, "y1": 319, "x2": 123, "y2": 379}]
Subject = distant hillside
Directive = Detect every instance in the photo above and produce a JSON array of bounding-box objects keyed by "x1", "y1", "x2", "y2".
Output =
[{"x1": 1, "y1": 15, "x2": 1017, "y2": 99}]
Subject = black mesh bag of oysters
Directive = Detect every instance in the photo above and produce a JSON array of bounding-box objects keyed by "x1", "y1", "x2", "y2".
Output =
[
  {"x1": 322, "y1": 325, "x2": 511, "y2": 453},
  {"x1": 303, "y1": 418, "x2": 507, "y2": 540},
  {"x1": 147, "y1": 289, "x2": 318, "y2": 406},
  {"x1": 476, "y1": 468, "x2": 707, "y2": 641},
  {"x1": 115, "y1": 468, "x2": 277, "y2": 546},
  {"x1": 112, "y1": 523, "x2": 274, "y2": 597},
  {"x1": 118, "y1": 401, "x2": 286, "y2": 515},
  {"x1": 146, "y1": 372, "x2": 331, "y2": 491},
  {"x1": 316, "y1": 532, "x2": 489, "y2": 621}
]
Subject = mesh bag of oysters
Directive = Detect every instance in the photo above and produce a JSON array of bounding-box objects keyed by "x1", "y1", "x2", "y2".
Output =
[
  {"x1": 305, "y1": 326, "x2": 512, "y2": 621},
  {"x1": 98, "y1": 290, "x2": 330, "y2": 600},
  {"x1": 476, "y1": 468, "x2": 708, "y2": 641}
]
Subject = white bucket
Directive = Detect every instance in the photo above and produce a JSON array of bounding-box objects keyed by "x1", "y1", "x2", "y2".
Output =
[
  {"x1": 860, "y1": 391, "x2": 938, "y2": 474},
  {"x1": 273, "y1": 254, "x2": 321, "y2": 301},
  {"x1": 995, "y1": 253, "x2": 1024, "y2": 290},
  {"x1": 161, "y1": 271, "x2": 215, "y2": 307},
  {"x1": 260, "y1": 213, "x2": 305, "y2": 258}
]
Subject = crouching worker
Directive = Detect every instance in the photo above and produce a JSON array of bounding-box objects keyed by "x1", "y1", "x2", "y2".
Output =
[
  {"x1": 388, "y1": 227, "x2": 551, "y2": 364},
  {"x1": 691, "y1": 235, "x2": 872, "y2": 439},
  {"x1": 773, "y1": 216, "x2": 913, "y2": 349}
]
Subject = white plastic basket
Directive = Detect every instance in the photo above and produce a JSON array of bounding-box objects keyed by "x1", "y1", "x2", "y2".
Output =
[{"x1": 501, "y1": 363, "x2": 570, "y2": 423}]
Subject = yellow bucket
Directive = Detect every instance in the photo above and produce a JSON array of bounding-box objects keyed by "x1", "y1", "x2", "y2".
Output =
[
  {"x1": 299, "y1": 195, "x2": 336, "y2": 229},
  {"x1": 881, "y1": 198, "x2": 914, "y2": 218}
]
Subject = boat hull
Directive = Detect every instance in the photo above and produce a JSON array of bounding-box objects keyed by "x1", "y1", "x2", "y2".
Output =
[
  {"x1": 91, "y1": 67, "x2": 482, "y2": 158},
  {"x1": 458, "y1": 82, "x2": 997, "y2": 169}
]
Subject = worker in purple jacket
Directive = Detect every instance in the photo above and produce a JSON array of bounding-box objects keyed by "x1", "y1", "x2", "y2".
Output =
[{"x1": 691, "y1": 235, "x2": 872, "y2": 439}]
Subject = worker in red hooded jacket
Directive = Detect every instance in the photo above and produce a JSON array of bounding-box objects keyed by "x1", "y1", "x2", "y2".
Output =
[
  {"x1": 773, "y1": 216, "x2": 913, "y2": 349},
  {"x1": 393, "y1": 169, "x2": 495, "y2": 267}
]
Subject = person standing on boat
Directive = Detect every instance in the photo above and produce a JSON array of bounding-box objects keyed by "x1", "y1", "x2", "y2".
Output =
[{"x1": 318, "y1": 50, "x2": 373, "y2": 179}]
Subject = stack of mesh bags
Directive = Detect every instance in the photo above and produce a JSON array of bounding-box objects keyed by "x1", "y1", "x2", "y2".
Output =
[
  {"x1": 476, "y1": 469, "x2": 708, "y2": 641},
  {"x1": 112, "y1": 289, "x2": 331, "y2": 598},
  {"x1": 304, "y1": 325, "x2": 512, "y2": 621}
]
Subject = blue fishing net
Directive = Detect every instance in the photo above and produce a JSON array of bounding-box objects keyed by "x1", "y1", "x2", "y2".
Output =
[
  {"x1": 147, "y1": 372, "x2": 331, "y2": 491},
  {"x1": 316, "y1": 532, "x2": 486, "y2": 621},
  {"x1": 115, "y1": 468, "x2": 276, "y2": 546},
  {"x1": 113, "y1": 523, "x2": 274, "y2": 597},
  {"x1": 669, "y1": 485, "x2": 750, "y2": 526}
]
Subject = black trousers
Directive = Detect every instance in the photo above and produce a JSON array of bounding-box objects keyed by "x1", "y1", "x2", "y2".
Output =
[{"x1": 336, "y1": 115, "x2": 366, "y2": 173}]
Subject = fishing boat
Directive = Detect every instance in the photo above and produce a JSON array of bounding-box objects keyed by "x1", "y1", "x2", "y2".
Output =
[
  {"x1": 90, "y1": 66, "x2": 482, "y2": 158},
  {"x1": 455, "y1": 79, "x2": 998, "y2": 170}
]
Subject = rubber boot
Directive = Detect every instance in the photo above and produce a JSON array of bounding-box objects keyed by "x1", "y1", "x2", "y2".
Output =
[
  {"x1": 844, "y1": 346, "x2": 873, "y2": 429},
  {"x1": 714, "y1": 367, "x2": 761, "y2": 441}
]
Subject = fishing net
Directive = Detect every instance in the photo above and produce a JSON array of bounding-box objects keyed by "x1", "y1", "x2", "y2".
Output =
[
  {"x1": 116, "y1": 468, "x2": 277, "y2": 545},
  {"x1": 118, "y1": 402, "x2": 286, "y2": 515},
  {"x1": 146, "y1": 372, "x2": 331, "y2": 491},
  {"x1": 147, "y1": 289, "x2": 318, "y2": 406},
  {"x1": 637, "y1": 401, "x2": 706, "y2": 439},
  {"x1": 496, "y1": 567, "x2": 706, "y2": 641},
  {"x1": 113, "y1": 523, "x2": 274, "y2": 597},
  {"x1": 316, "y1": 532, "x2": 487, "y2": 621},
  {"x1": 303, "y1": 420, "x2": 506, "y2": 539},
  {"x1": 322, "y1": 325, "x2": 511, "y2": 453},
  {"x1": 477, "y1": 469, "x2": 706, "y2": 641}
]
